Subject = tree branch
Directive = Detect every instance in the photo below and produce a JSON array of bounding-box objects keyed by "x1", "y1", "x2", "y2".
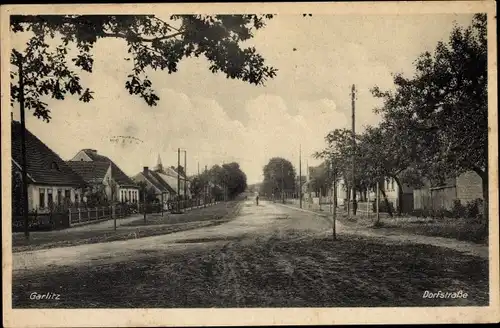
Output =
[{"x1": 102, "y1": 31, "x2": 184, "y2": 43}]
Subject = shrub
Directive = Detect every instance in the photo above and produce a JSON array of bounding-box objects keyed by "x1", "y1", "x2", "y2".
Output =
[
  {"x1": 433, "y1": 208, "x2": 453, "y2": 219},
  {"x1": 411, "y1": 209, "x2": 423, "y2": 217},
  {"x1": 451, "y1": 199, "x2": 466, "y2": 218},
  {"x1": 465, "y1": 199, "x2": 480, "y2": 220},
  {"x1": 372, "y1": 200, "x2": 395, "y2": 213}
]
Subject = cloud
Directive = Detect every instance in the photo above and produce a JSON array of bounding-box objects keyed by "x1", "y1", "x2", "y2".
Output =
[{"x1": 10, "y1": 14, "x2": 476, "y2": 184}]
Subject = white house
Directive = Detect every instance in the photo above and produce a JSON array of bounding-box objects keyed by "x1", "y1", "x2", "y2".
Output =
[
  {"x1": 11, "y1": 121, "x2": 86, "y2": 213},
  {"x1": 69, "y1": 149, "x2": 139, "y2": 204}
]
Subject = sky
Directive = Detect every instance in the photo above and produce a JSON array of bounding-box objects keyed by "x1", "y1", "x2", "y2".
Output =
[{"x1": 11, "y1": 14, "x2": 475, "y2": 184}]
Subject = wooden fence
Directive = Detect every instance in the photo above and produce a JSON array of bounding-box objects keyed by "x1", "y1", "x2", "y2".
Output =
[
  {"x1": 68, "y1": 205, "x2": 134, "y2": 226},
  {"x1": 13, "y1": 198, "x2": 224, "y2": 231},
  {"x1": 413, "y1": 185, "x2": 457, "y2": 211}
]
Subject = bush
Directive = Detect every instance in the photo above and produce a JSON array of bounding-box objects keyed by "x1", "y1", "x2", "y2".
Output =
[
  {"x1": 433, "y1": 208, "x2": 453, "y2": 219},
  {"x1": 451, "y1": 199, "x2": 466, "y2": 218},
  {"x1": 372, "y1": 200, "x2": 395, "y2": 213},
  {"x1": 465, "y1": 198, "x2": 484, "y2": 221}
]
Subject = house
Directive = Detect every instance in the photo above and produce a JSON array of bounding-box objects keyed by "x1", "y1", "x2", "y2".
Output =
[
  {"x1": 334, "y1": 176, "x2": 414, "y2": 213},
  {"x1": 151, "y1": 155, "x2": 191, "y2": 199},
  {"x1": 69, "y1": 149, "x2": 139, "y2": 204},
  {"x1": 66, "y1": 161, "x2": 117, "y2": 204},
  {"x1": 132, "y1": 166, "x2": 177, "y2": 207},
  {"x1": 169, "y1": 165, "x2": 192, "y2": 199},
  {"x1": 11, "y1": 121, "x2": 86, "y2": 213},
  {"x1": 413, "y1": 170, "x2": 483, "y2": 211}
]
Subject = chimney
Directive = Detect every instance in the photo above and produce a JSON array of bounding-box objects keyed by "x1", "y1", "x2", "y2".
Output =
[{"x1": 143, "y1": 166, "x2": 149, "y2": 174}]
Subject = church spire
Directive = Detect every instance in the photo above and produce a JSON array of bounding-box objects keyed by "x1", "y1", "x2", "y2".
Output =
[{"x1": 155, "y1": 154, "x2": 164, "y2": 172}]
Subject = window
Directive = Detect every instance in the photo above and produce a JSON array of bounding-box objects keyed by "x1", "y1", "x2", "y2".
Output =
[
  {"x1": 75, "y1": 193, "x2": 79, "y2": 205},
  {"x1": 47, "y1": 189, "x2": 53, "y2": 207},
  {"x1": 129, "y1": 190, "x2": 132, "y2": 202},
  {"x1": 65, "y1": 189, "x2": 71, "y2": 200},
  {"x1": 51, "y1": 162, "x2": 60, "y2": 171},
  {"x1": 57, "y1": 189, "x2": 62, "y2": 205},
  {"x1": 39, "y1": 188, "x2": 45, "y2": 209}
]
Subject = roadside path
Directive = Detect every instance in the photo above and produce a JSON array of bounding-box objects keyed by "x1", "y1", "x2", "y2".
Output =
[{"x1": 276, "y1": 203, "x2": 489, "y2": 259}]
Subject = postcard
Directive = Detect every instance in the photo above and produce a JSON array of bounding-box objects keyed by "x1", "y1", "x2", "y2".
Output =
[{"x1": 2, "y1": 1, "x2": 498, "y2": 327}]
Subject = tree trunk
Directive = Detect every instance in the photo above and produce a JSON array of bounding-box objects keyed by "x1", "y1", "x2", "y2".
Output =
[
  {"x1": 346, "y1": 185, "x2": 351, "y2": 217},
  {"x1": 393, "y1": 176, "x2": 404, "y2": 216},
  {"x1": 473, "y1": 167, "x2": 488, "y2": 223},
  {"x1": 379, "y1": 185, "x2": 393, "y2": 218}
]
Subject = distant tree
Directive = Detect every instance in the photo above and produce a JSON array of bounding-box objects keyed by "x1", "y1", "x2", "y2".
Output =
[
  {"x1": 222, "y1": 162, "x2": 248, "y2": 198},
  {"x1": 190, "y1": 162, "x2": 247, "y2": 200},
  {"x1": 189, "y1": 175, "x2": 205, "y2": 198},
  {"x1": 356, "y1": 124, "x2": 424, "y2": 215},
  {"x1": 371, "y1": 13, "x2": 488, "y2": 217},
  {"x1": 84, "y1": 185, "x2": 109, "y2": 207},
  {"x1": 10, "y1": 14, "x2": 277, "y2": 122},
  {"x1": 136, "y1": 181, "x2": 157, "y2": 203},
  {"x1": 261, "y1": 157, "x2": 296, "y2": 198},
  {"x1": 314, "y1": 129, "x2": 361, "y2": 201},
  {"x1": 308, "y1": 162, "x2": 334, "y2": 197}
]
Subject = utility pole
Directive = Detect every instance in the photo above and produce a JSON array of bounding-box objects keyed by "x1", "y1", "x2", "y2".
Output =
[
  {"x1": 177, "y1": 148, "x2": 180, "y2": 212},
  {"x1": 299, "y1": 144, "x2": 302, "y2": 208},
  {"x1": 204, "y1": 165, "x2": 208, "y2": 207},
  {"x1": 143, "y1": 184, "x2": 147, "y2": 223},
  {"x1": 351, "y1": 84, "x2": 357, "y2": 216},
  {"x1": 376, "y1": 181, "x2": 380, "y2": 224},
  {"x1": 222, "y1": 161, "x2": 227, "y2": 202},
  {"x1": 332, "y1": 167, "x2": 337, "y2": 241},
  {"x1": 16, "y1": 54, "x2": 29, "y2": 239},
  {"x1": 183, "y1": 150, "x2": 187, "y2": 203},
  {"x1": 109, "y1": 161, "x2": 116, "y2": 230},
  {"x1": 281, "y1": 160, "x2": 285, "y2": 204}
]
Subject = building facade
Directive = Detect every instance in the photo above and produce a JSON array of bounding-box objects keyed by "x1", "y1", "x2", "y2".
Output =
[
  {"x1": 11, "y1": 121, "x2": 86, "y2": 213},
  {"x1": 69, "y1": 149, "x2": 139, "y2": 204}
]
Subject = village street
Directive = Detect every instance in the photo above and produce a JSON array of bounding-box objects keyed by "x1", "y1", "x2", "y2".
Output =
[{"x1": 12, "y1": 199, "x2": 489, "y2": 308}]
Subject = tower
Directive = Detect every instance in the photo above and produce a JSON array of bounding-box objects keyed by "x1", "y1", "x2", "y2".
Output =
[{"x1": 155, "y1": 154, "x2": 164, "y2": 173}]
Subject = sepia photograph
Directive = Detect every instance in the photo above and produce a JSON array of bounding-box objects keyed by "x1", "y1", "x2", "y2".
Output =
[{"x1": 2, "y1": 1, "x2": 498, "y2": 327}]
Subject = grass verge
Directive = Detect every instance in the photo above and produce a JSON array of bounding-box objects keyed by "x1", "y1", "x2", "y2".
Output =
[
  {"x1": 283, "y1": 203, "x2": 488, "y2": 244},
  {"x1": 12, "y1": 201, "x2": 241, "y2": 253}
]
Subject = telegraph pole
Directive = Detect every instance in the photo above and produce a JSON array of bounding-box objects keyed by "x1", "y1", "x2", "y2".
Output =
[
  {"x1": 183, "y1": 150, "x2": 187, "y2": 202},
  {"x1": 351, "y1": 84, "x2": 357, "y2": 216},
  {"x1": 281, "y1": 161, "x2": 285, "y2": 204},
  {"x1": 204, "y1": 165, "x2": 208, "y2": 207},
  {"x1": 332, "y1": 166, "x2": 337, "y2": 241},
  {"x1": 177, "y1": 148, "x2": 181, "y2": 212},
  {"x1": 110, "y1": 161, "x2": 116, "y2": 230},
  {"x1": 299, "y1": 144, "x2": 302, "y2": 208}
]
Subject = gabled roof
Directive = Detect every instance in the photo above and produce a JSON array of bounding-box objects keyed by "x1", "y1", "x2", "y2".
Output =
[
  {"x1": 156, "y1": 171, "x2": 181, "y2": 194},
  {"x1": 11, "y1": 121, "x2": 86, "y2": 187},
  {"x1": 66, "y1": 161, "x2": 110, "y2": 184},
  {"x1": 139, "y1": 170, "x2": 177, "y2": 194},
  {"x1": 76, "y1": 149, "x2": 137, "y2": 188},
  {"x1": 169, "y1": 166, "x2": 187, "y2": 179}
]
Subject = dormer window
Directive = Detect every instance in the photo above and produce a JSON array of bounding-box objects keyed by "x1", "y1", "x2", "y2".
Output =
[{"x1": 51, "y1": 162, "x2": 60, "y2": 171}]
